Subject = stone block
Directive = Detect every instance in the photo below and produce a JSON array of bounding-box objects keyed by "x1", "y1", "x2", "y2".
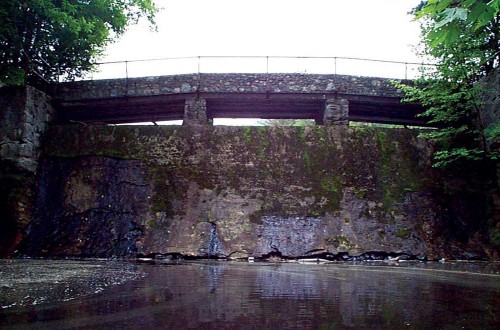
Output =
[
  {"x1": 183, "y1": 98, "x2": 209, "y2": 125},
  {"x1": 19, "y1": 143, "x2": 35, "y2": 158},
  {"x1": 322, "y1": 98, "x2": 349, "y2": 125}
]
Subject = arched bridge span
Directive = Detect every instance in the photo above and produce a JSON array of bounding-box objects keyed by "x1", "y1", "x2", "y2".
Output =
[{"x1": 55, "y1": 73, "x2": 426, "y2": 126}]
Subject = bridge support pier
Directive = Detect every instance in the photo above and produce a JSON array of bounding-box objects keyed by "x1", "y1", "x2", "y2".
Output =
[
  {"x1": 321, "y1": 98, "x2": 349, "y2": 126},
  {"x1": 183, "y1": 98, "x2": 211, "y2": 125}
]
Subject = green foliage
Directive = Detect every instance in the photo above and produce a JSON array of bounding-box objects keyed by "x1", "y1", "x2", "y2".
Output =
[
  {"x1": 416, "y1": 0, "x2": 500, "y2": 47},
  {"x1": 397, "y1": 0, "x2": 500, "y2": 168},
  {"x1": 0, "y1": 0, "x2": 158, "y2": 86}
]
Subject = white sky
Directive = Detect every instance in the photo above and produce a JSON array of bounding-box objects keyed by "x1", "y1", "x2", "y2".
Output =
[
  {"x1": 103, "y1": 0, "x2": 424, "y2": 125},
  {"x1": 98, "y1": 0, "x2": 424, "y2": 80}
]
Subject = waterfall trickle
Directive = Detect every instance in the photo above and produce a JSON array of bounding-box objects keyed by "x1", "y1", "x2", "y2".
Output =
[{"x1": 206, "y1": 221, "x2": 223, "y2": 257}]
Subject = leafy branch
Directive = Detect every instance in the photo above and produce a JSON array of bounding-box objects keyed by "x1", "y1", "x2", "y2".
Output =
[
  {"x1": 397, "y1": 0, "x2": 500, "y2": 168},
  {"x1": 0, "y1": 0, "x2": 158, "y2": 86}
]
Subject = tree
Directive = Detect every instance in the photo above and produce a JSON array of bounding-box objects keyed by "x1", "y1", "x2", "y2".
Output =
[
  {"x1": 0, "y1": 0, "x2": 157, "y2": 86},
  {"x1": 402, "y1": 1, "x2": 500, "y2": 248},
  {"x1": 415, "y1": 0, "x2": 499, "y2": 59},
  {"x1": 398, "y1": 0, "x2": 500, "y2": 168}
]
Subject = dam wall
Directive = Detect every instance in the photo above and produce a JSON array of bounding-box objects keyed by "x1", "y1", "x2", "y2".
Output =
[{"x1": 15, "y1": 124, "x2": 497, "y2": 260}]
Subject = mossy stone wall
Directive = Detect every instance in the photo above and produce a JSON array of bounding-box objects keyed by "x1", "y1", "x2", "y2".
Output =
[{"x1": 16, "y1": 124, "x2": 496, "y2": 260}]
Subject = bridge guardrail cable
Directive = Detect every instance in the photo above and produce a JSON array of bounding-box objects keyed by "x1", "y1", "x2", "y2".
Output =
[{"x1": 75, "y1": 55, "x2": 438, "y2": 81}]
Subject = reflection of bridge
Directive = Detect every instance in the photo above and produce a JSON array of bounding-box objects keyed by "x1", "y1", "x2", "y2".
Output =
[{"x1": 55, "y1": 73, "x2": 426, "y2": 126}]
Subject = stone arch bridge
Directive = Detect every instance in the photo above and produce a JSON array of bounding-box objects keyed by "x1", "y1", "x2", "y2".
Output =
[{"x1": 55, "y1": 73, "x2": 426, "y2": 126}]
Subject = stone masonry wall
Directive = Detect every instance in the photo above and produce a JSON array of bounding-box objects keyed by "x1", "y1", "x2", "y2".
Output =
[
  {"x1": 0, "y1": 86, "x2": 55, "y2": 256},
  {"x1": 16, "y1": 125, "x2": 497, "y2": 260},
  {"x1": 56, "y1": 73, "x2": 403, "y2": 101},
  {"x1": 0, "y1": 86, "x2": 55, "y2": 172}
]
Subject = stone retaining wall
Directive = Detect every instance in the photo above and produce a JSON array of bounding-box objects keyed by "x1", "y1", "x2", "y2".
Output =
[
  {"x1": 0, "y1": 86, "x2": 55, "y2": 255},
  {"x1": 15, "y1": 125, "x2": 497, "y2": 260},
  {"x1": 0, "y1": 86, "x2": 55, "y2": 172}
]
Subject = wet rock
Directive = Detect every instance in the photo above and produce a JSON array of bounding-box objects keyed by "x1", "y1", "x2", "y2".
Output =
[
  {"x1": 255, "y1": 216, "x2": 323, "y2": 257},
  {"x1": 260, "y1": 250, "x2": 286, "y2": 262},
  {"x1": 286, "y1": 251, "x2": 427, "y2": 263},
  {"x1": 16, "y1": 157, "x2": 151, "y2": 258}
]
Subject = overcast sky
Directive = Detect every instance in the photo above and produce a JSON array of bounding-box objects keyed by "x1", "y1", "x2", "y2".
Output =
[{"x1": 98, "y1": 0, "x2": 424, "y2": 79}]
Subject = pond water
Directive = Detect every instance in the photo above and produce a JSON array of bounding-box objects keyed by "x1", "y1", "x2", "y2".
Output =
[{"x1": 1, "y1": 259, "x2": 499, "y2": 329}]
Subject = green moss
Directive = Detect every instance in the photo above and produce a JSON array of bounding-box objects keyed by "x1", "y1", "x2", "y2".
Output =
[
  {"x1": 302, "y1": 149, "x2": 312, "y2": 168},
  {"x1": 341, "y1": 127, "x2": 426, "y2": 215},
  {"x1": 297, "y1": 126, "x2": 307, "y2": 142},
  {"x1": 146, "y1": 165, "x2": 175, "y2": 215},
  {"x1": 373, "y1": 129, "x2": 423, "y2": 212},
  {"x1": 319, "y1": 175, "x2": 343, "y2": 211},
  {"x1": 240, "y1": 127, "x2": 271, "y2": 160},
  {"x1": 325, "y1": 235, "x2": 356, "y2": 249},
  {"x1": 352, "y1": 187, "x2": 368, "y2": 199},
  {"x1": 42, "y1": 125, "x2": 434, "y2": 226},
  {"x1": 395, "y1": 227, "x2": 411, "y2": 239},
  {"x1": 46, "y1": 125, "x2": 142, "y2": 159},
  {"x1": 186, "y1": 166, "x2": 216, "y2": 190},
  {"x1": 146, "y1": 219, "x2": 157, "y2": 229},
  {"x1": 312, "y1": 125, "x2": 328, "y2": 139},
  {"x1": 242, "y1": 126, "x2": 253, "y2": 143},
  {"x1": 288, "y1": 128, "x2": 345, "y2": 216},
  {"x1": 258, "y1": 129, "x2": 270, "y2": 159}
]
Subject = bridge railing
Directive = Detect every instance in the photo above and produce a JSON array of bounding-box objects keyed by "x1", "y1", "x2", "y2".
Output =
[{"x1": 82, "y1": 56, "x2": 436, "y2": 81}]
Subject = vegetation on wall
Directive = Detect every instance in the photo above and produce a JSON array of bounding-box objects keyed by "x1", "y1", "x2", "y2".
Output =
[
  {"x1": 0, "y1": 0, "x2": 158, "y2": 86},
  {"x1": 397, "y1": 0, "x2": 499, "y2": 168},
  {"x1": 258, "y1": 119, "x2": 315, "y2": 126}
]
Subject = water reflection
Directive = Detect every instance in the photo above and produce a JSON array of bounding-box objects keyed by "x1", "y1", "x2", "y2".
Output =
[{"x1": 1, "y1": 260, "x2": 499, "y2": 329}]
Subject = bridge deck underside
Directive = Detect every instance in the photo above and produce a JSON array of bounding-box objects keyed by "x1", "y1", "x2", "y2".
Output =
[{"x1": 56, "y1": 92, "x2": 427, "y2": 126}]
